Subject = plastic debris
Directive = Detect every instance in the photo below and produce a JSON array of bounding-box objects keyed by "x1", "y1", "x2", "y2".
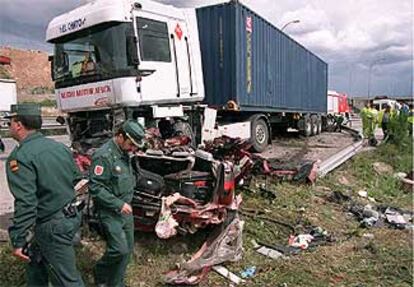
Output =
[
  {"x1": 288, "y1": 234, "x2": 314, "y2": 250},
  {"x1": 240, "y1": 266, "x2": 256, "y2": 279},
  {"x1": 359, "y1": 204, "x2": 380, "y2": 227},
  {"x1": 384, "y1": 208, "x2": 407, "y2": 227},
  {"x1": 362, "y1": 205, "x2": 380, "y2": 219},
  {"x1": 155, "y1": 195, "x2": 180, "y2": 239},
  {"x1": 256, "y1": 246, "x2": 284, "y2": 259},
  {"x1": 361, "y1": 217, "x2": 378, "y2": 227},
  {"x1": 212, "y1": 265, "x2": 245, "y2": 285},
  {"x1": 358, "y1": 190, "x2": 368, "y2": 198}
]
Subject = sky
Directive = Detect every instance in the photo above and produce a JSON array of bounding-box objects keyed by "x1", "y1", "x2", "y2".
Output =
[{"x1": 0, "y1": 0, "x2": 412, "y2": 97}]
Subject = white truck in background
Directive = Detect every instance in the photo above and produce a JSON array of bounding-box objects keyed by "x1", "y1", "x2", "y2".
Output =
[
  {"x1": 372, "y1": 98, "x2": 401, "y2": 111},
  {"x1": 0, "y1": 79, "x2": 17, "y2": 127}
]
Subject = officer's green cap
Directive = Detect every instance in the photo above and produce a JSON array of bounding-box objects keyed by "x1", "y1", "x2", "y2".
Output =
[
  {"x1": 5, "y1": 103, "x2": 41, "y2": 118},
  {"x1": 123, "y1": 120, "x2": 145, "y2": 147}
]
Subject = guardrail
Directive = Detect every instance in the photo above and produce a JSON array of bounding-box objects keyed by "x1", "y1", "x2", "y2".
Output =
[
  {"x1": 318, "y1": 140, "x2": 364, "y2": 177},
  {"x1": 0, "y1": 116, "x2": 67, "y2": 132}
]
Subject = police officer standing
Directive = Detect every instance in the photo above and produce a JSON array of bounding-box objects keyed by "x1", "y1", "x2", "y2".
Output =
[
  {"x1": 5, "y1": 103, "x2": 84, "y2": 286},
  {"x1": 89, "y1": 120, "x2": 144, "y2": 287}
]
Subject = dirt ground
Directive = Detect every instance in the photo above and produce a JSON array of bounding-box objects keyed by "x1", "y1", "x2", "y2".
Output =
[{"x1": 0, "y1": 46, "x2": 53, "y2": 97}]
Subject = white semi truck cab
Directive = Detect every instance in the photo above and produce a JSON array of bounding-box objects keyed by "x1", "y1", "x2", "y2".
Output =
[{"x1": 47, "y1": 0, "x2": 206, "y2": 150}]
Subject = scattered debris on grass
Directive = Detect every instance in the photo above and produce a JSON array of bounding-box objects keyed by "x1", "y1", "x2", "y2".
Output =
[{"x1": 164, "y1": 212, "x2": 244, "y2": 285}]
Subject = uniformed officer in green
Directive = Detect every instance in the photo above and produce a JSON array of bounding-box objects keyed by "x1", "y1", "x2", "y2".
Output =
[
  {"x1": 5, "y1": 103, "x2": 84, "y2": 286},
  {"x1": 89, "y1": 120, "x2": 145, "y2": 287}
]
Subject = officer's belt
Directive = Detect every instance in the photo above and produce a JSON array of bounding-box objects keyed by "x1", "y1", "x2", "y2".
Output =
[
  {"x1": 36, "y1": 200, "x2": 83, "y2": 224},
  {"x1": 62, "y1": 198, "x2": 85, "y2": 218}
]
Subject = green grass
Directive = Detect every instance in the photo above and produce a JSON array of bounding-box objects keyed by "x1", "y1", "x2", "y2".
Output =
[
  {"x1": 21, "y1": 98, "x2": 57, "y2": 107},
  {"x1": 0, "y1": 138, "x2": 412, "y2": 286},
  {"x1": 30, "y1": 86, "x2": 55, "y2": 95}
]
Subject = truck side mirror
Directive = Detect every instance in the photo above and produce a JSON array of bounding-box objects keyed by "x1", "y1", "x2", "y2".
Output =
[
  {"x1": 126, "y1": 36, "x2": 139, "y2": 66},
  {"x1": 48, "y1": 55, "x2": 55, "y2": 81}
]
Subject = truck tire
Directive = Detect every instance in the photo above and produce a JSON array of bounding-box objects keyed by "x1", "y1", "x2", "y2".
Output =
[
  {"x1": 173, "y1": 121, "x2": 196, "y2": 148},
  {"x1": 316, "y1": 115, "x2": 322, "y2": 134},
  {"x1": 311, "y1": 115, "x2": 318, "y2": 136},
  {"x1": 300, "y1": 115, "x2": 312, "y2": 137},
  {"x1": 251, "y1": 117, "x2": 269, "y2": 153}
]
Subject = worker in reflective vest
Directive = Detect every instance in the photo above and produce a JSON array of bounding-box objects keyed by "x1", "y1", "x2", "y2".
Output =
[{"x1": 360, "y1": 101, "x2": 377, "y2": 140}]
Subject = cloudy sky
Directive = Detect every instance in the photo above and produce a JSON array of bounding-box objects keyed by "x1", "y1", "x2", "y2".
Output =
[{"x1": 0, "y1": 0, "x2": 412, "y2": 97}]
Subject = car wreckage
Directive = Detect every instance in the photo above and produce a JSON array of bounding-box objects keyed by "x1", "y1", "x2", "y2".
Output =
[
  {"x1": 76, "y1": 132, "x2": 248, "y2": 238},
  {"x1": 75, "y1": 130, "x2": 317, "y2": 240}
]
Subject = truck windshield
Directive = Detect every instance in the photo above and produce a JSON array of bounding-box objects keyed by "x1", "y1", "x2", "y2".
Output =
[{"x1": 53, "y1": 22, "x2": 138, "y2": 87}]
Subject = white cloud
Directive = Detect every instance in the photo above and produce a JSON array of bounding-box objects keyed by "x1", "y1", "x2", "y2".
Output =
[
  {"x1": 0, "y1": 0, "x2": 412, "y2": 96},
  {"x1": 167, "y1": 0, "x2": 412, "y2": 95}
]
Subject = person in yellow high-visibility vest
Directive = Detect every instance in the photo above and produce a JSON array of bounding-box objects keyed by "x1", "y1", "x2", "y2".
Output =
[
  {"x1": 360, "y1": 102, "x2": 370, "y2": 138},
  {"x1": 360, "y1": 101, "x2": 377, "y2": 140}
]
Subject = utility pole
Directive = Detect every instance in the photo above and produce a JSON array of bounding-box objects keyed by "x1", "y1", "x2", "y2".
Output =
[{"x1": 367, "y1": 58, "x2": 385, "y2": 100}]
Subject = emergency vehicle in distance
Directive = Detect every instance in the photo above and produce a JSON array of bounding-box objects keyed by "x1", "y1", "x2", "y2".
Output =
[
  {"x1": 46, "y1": 0, "x2": 329, "y2": 153},
  {"x1": 327, "y1": 90, "x2": 350, "y2": 116}
]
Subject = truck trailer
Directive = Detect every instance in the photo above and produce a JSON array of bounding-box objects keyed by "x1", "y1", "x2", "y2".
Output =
[{"x1": 46, "y1": 0, "x2": 328, "y2": 153}]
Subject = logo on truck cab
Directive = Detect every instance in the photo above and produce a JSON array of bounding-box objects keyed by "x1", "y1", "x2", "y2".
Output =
[
  {"x1": 59, "y1": 18, "x2": 86, "y2": 34},
  {"x1": 60, "y1": 85, "x2": 111, "y2": 99}
]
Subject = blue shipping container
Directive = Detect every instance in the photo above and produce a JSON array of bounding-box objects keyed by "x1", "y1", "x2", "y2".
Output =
[{"x1": 196, "y1": 2, "x2": 328, "y2": 113}]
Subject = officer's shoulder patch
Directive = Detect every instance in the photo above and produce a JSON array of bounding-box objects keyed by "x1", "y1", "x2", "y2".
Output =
[
  {"x1": 94, "y1": 165, "x2": 104, "y2": 176},
  {"x1": 9, "y1": 160, "x2": 19, "y2": 173}
]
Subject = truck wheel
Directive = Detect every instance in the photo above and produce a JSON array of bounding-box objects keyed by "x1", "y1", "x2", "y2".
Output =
[
  {"x1": 300, "y1": 115, "x2": 312, "y2": 137},
  {"x1": 311, "y1": 115, "x2": 318, "y2": 136},
  {"x1": 316, "y1": 116, "x2": 322, "y2": 134},
  {"x1": 173, "y1": 121, "x2": 196, "y2": 148},
  {"x1": 251, "y1": 118, "x2": 269, "y2": 153}
]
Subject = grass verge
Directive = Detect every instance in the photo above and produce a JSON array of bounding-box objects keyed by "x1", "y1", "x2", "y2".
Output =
[{"x1": 0, "y1": 139, "x2": 412, "y2": 286}]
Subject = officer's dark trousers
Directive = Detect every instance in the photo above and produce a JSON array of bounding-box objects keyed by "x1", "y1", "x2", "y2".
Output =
[
  {"x1": 95, "y1": 211, "x2": 134, "y2": 287},
  {"x1": 28, "y1": 211, "x2": 84, "y2": 287}
]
